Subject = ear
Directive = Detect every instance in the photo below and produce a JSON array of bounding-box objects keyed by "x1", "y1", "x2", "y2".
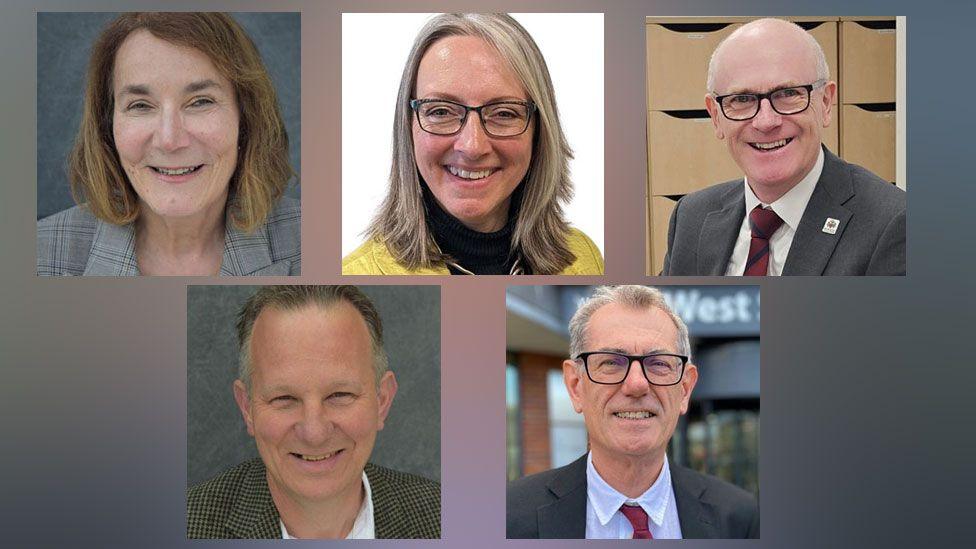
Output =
[
  {"x1": 375, "y1": 371, "x2": 398, "y2": 431},
  {"x1": 820, "y1": 80, "x2": 837, "y2": 128},
  {"x1": 678, "y1": 363, "x2": 699, "y2": 415},
  {"x1": 233, "y1": 380, "x2": 255, "y2": 437},
  {"x1": 562, "y1": 359, "x2": 585, "y2": 414},
  {"x1": 704, "y1": 94, "x2": 725, "y2": 139}
]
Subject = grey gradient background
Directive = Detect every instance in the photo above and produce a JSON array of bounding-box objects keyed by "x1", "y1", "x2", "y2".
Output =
[
  {"x1": 36, "y1": 11, "x2": 301, "y2": 220},
  {"x1": 187, "y1": 285, "x2": 440, "y2": 487},
  {"x1": 2, "y1": 0, "x2": 975, "y2": 547}
]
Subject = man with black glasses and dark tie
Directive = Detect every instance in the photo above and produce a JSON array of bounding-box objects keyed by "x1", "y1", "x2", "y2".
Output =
[
  {"x1": 507, "y1": 286, "x2": 758, "y2": 539},
  {"x1": 661, "y1": 18, "x2": 905, "y2": 276}
]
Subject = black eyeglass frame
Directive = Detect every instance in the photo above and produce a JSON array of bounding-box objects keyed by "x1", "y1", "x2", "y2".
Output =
[
  {"x1": 409, "y1": 98, "x2": 537, "y2": 137},
  {"x1": 713, "y1": 79, "x2": 827, "y2": 121},
  {"x1": 575, "y1": 351, "x2": 689, "y2": 386}
]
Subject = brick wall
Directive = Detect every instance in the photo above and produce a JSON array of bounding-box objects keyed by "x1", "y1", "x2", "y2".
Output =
[{"x1": 516, "y1": 352, "x2": 562, "y2": 475}]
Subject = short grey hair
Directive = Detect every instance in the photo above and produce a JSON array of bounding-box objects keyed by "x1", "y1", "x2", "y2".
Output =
[
  {"x1": 568, "y1": 285, "x2": 691, "y2": 362},
  {"x1": 366, "y1": 13, "x2": 577, "y2": 274},
  {"x1": 706, "y1": 18, "x2": 830, "y2": 93},
  {"x1": 235, "y1": 286, "x2": 389, "y2": 391}
]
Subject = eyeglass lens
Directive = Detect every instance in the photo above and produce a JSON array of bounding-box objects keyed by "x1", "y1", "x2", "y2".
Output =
[
  {"x1": 720, "y1": 86, "x2": 811, "y2": 120},
  {"x1": 416, "y1": 101, "x2": 531, "y2": 136},
  {"x1": 584, "y1": 353, "x2": 683, "y2": 385}
]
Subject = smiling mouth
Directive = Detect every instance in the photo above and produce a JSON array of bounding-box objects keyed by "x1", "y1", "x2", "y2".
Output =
[
  {"x1": 291, "y1": 450, "x2": 342, "y2": 462},
  {"x1": 613, "y1": 411, "x2": 656, "y2": 420},
  {"x1": 749, "y1": 138, "x2": 792, "y2": 152},
  {"x1": 446, "y1": 165, "x2": 494, "y2": 180},
  {"x1": 150, "y1": 165, "x2": 203, "y2": 176}
]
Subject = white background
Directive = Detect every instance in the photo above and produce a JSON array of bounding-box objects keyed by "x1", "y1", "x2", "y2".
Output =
[{"x1": 341, "y1": 13, "x2": 604, "y2": 257}]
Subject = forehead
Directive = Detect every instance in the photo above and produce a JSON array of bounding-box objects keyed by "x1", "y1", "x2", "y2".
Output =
[
  {"x1": 113, "y1": 29, "x2": 228, "y2": 90},
  {"x1": 249, "y1": 302, "x2": 374, "y2": 386},
  {"x1": 585, "y1": 302, "x2": 680, "y2": 354},
  {"x1": 415, "y1": 35, "x2": 527, "y2": 102},
  {"x1": 712, "y1": 26, "x2": 818, "y2": 94}
]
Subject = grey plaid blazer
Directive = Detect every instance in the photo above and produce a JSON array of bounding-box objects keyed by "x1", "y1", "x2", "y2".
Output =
[
  {"x1": 187, "y1": 458, "x2": 441, "y2": 539},
  {"x1": 37, "y1": 196, "x2": 301, "y2": 276}
]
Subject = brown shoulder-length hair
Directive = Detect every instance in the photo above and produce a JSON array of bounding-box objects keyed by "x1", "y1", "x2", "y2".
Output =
[
  {"x1": 69, "y1": 12, "x2": 294, "y2": 232},
  {"x1": 366, "y1": 13, "x2": 576, "y2": 274}
]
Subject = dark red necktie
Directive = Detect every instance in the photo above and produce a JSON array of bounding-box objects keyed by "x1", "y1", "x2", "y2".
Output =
[
  {"x1": 619, "y1": 503, "x2": 653, "y2": 539},
  {"x1": 743, "y1": 205, "x2": 784, "y2": 276}
]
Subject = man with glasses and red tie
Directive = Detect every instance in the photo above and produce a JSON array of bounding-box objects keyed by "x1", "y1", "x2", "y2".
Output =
[
  {"x1": 661, "y1": 18, "x2": 905, "y2": 276},
  {"x1": 507, "y1": 286, "x2": 758, "y2": 539}
]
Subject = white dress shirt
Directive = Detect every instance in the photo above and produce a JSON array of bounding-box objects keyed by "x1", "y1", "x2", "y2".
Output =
[
  {"x1": 585, "y1": 452, "x2": 683, "y2": 539},
  {"x1": 725, "y1": 147, "x2": 825, "y2": 276},
  {"x1": 281, "y1": 471, "x2": 375, "y2": 539}
]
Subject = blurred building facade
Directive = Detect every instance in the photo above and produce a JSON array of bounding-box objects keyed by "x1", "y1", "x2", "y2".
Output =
[{"x1": 507, "y1": 285, "x2": 760, "y2": 496}]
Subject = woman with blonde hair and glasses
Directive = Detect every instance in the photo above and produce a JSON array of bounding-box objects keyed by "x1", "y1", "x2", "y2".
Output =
[
  {"x1": 37, "y1": 13, "x2": 299, "y2": 276},
  {"x1": 343, "y1": 13, "x2": 603, "y2": 275}
]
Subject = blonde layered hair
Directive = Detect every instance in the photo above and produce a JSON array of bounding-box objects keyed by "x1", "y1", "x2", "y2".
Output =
[
  {"x1": 367, "y1": 13, "x2": 577, "y2": 274},
  {"x1": 69, "y1": 12, "x2": 294, "y2": 233}
]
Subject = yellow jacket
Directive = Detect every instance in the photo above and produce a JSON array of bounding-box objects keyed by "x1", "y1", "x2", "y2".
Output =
[{"x1": 342, "y1": 228, "x2": 604, "y2": 275}]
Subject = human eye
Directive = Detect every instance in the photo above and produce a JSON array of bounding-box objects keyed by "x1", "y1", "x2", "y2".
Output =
[
  {"x1": 328, "y1": 392, "x2": 357, "y2": 405},
  {"x1": 775, "y1": 87, "x2": 803, "y2": 98},
  {"x1": 422, "y1": 102, "x2": 461, "y2": 118},
  {"x1": 486, "y1": 103, "x2": 527, "y2": 120},
  {"x1": 188, "y1": 96, "x2": 216, "y2": 108},
  {"x1": 729, "y1": 94, "x2": 756, "y2": 105},
  {"x1": 269, "y1": 395, "x2": 297, "y2": 407},
  {"x1": 125, "y1": 100, "x2": 153, "y2": 112}
]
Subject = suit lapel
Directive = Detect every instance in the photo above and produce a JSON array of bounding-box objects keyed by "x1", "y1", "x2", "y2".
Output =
[
  {"x1": 368, "y1": 464, "x2": 401, "y2": 539},
  {"x1": 670, "y1": 465, "x2": 721, "y2": 539},
  {"x1": 698, "y1": 185, "x2": 745, "y2": 275},
  {"x1": 537, "y1": 455, "x2": 588, "y2": 538},
  {"x1": 783, "y1": 149, "x2": 854, "y2": 275},
  {"x1": 226, "y1": 459, "x2": 281, "y2": 539}
]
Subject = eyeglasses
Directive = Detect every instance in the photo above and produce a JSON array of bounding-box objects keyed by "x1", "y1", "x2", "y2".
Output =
[
  {"x1": 713, "y1": 79, "x2": 827, "y2": 121},
  {"x1": 410, "y1": 98, "x2": 536, "y2": 137},
  {"x1": 575, "y1": 352, "x2": 688, "y2": 386}
]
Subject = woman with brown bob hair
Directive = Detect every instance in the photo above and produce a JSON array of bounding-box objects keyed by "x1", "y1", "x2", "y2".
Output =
[
  {"x1": 342, "y1": 13, "x2": 603, "y2": 275},
  {"x1": 37, "y1": 13, "x2": 299, "y2": 276}
]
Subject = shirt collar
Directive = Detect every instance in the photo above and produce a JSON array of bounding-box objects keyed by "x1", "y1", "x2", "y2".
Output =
[
  {"x1": 586, "y1": 451, "x2": 675, "y2": 528},
  {"x1": 743, "y1": 146, "x2": 824, "y2": 231},
  {"x1": 280, "y1": 471, "x2": 374, "y2": 539}
]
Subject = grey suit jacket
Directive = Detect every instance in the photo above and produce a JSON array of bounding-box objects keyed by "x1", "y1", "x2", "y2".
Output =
[
  {"x1": 37, "y1": 196, "x2": 301, "y2": 276},
  {"x1": 506, "y1": 454, "x2": 758, "y2": 539},
  {"x1": 662, "y1": 147, "x2": 905, "y2": 276},
  {"x1": 187, "y1": 457, "x2": 441, "y2": 539}
]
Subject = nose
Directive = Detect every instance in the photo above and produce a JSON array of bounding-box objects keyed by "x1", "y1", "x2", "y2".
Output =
[
  {"x1": 294, "y1": 402, "x2": 333, "y2": 445},
  {"x1": 154, "y1": 107, "x2": 190, "y2": 152},
  {"x1": 751, "y1": 98, "x2": 783, "y2": 132},
  {"x1": 452, "y1": 112, "x2": 492, "y2": 158},
  {"x1": 620, "y1": 358, "x2": 651, "y2": 397}
]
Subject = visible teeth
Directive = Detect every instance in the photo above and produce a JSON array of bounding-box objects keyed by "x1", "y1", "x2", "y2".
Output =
[
  {"x1": 299, "y1": 452, "x2": 335, "y2": 461},
  {"x1": 752, "y1": 139, "x2": 789, "y2": 151},
  {"x1": 614, "y1": 411, "x2": 652, "y2": 419},
  {"x1": 448, "y1": 166, "x2": 492, "y2": 180},
  {"x1": 154, "y1": 166, "x2": 198, "y2": 175}
]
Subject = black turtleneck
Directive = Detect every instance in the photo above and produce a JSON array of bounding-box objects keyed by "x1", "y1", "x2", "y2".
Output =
[{"x1": 422, "y1": 182, "x2": 524, "y2": 275}]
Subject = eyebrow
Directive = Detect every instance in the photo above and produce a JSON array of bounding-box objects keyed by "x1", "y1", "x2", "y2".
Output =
[
  {"x1": 116, "y1": 79, "x2": 222, "y2": 99},
  {"x1": 418, "y1": 92, "x2": 528, "y2": 104},
  {"x1": 723, "y1": 81, "x2": 806, "y2": 95},
  {"x1": 593, "y1": 347, "x2": 675, "y2": 355}
]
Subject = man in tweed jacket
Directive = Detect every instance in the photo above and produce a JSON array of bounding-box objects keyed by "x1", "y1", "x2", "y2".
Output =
[{"x1": 187, "y1": 286, "x2": 440, "y2": 539}]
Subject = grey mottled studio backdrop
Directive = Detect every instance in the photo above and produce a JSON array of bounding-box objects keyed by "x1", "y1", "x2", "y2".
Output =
[
  {"x1": 187, "y1": 285, "x2": 440, "y2": 487},
  {"x1": 36, "y1": 12, "x2": 301, "y2": 220}
]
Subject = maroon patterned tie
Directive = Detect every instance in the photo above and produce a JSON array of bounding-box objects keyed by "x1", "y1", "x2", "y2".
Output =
[
  {"x1": 619, "y1": 503, "x2": 653, "y2": 539},
  {"x1": 743, "y1": 205, "x2": 785, "y2": 276}
]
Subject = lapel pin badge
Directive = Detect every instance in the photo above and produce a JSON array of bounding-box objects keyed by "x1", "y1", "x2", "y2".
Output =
[{"x1": 822, "y1": 218, "x2": 840, "y2": 234}]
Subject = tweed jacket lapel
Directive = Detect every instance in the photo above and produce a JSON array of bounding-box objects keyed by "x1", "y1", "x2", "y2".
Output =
[
  {"x1": 698, "y1": 184, "x2": 745, "y2": 275},
  {"x1": 82, "y1": 216, "x2": 293, "y2": 276},
  {"x1": 366, "y1": 463, "x2": 442, "y2": 539},
  {"x1": 219, "y1": 221, "x2": 294, "y2": 276},
  {"x1": 83, "y1": 219, "x2": 140, "y2": 275},
  {"x1": 782, "y1": 148, "x2": 855, "y2": 275},
  {"x1": 537, "y1": 454, "x2": 588, "y2": 539},
  {"x1": 224, "y1": 459, "x2": 281, "y2": 539}
]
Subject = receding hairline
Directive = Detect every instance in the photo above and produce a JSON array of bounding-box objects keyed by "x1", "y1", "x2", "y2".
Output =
[{"x1": 708, "y1": 18, "x2": 827, "y2": 93}]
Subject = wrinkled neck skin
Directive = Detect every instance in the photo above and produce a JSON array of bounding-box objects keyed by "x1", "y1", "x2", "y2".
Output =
[
  {"x1": 271, "y1": 475, "x2": 364, "y2": 539},
  {"x1": 591, "y1": 447, "x2": 666, "y2": 499},
  {"x1": 134, "y1": 197, "x2": 226, "y2": 276}
]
